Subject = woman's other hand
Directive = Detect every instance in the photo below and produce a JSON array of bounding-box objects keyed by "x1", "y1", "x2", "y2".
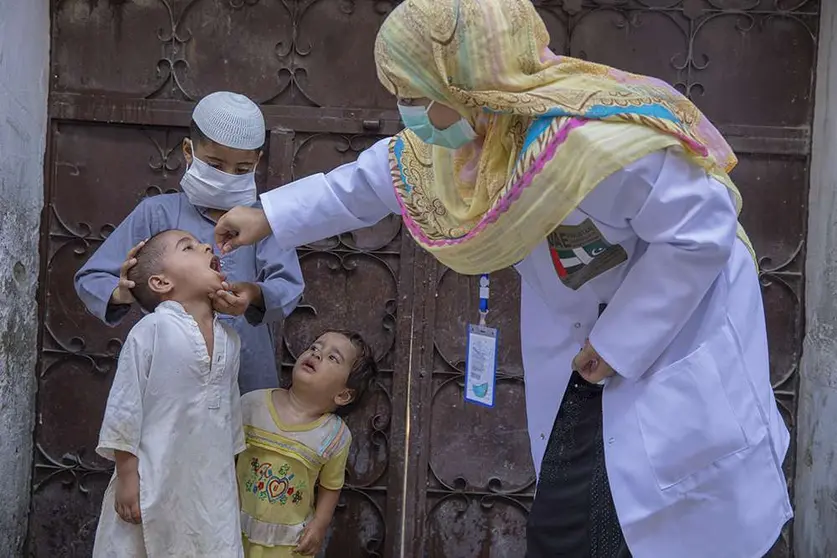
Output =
[{"x1": 573, "y1": 340, "x2": 615, "y2": 383}]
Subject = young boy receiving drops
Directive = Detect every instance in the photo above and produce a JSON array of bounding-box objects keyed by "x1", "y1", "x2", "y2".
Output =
[
  {"x1": 238, "y1": 331, "x2": 378, "y2": 557},
  {"x1": 93, "y1": 229, "x2": 244, "y2": 558}
]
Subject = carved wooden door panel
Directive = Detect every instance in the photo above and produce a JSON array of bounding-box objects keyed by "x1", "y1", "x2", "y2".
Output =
[{"x1": 32, "y1": 1, "x2": 819, "y2": 557}]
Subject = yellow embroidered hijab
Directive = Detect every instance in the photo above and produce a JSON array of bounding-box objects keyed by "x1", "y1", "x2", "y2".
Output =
[{"x1": 374, "y1": 0, "x2": 754, "y2": 275}]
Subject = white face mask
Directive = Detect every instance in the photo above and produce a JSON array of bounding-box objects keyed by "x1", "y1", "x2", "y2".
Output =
[{"x1": 180, "y1": 148, "x2": 257, "y2": 210}]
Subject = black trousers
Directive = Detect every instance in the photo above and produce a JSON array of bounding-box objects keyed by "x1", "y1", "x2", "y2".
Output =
[{"x1": 525, "y1": 372, "x2": 632, "y2": 558}]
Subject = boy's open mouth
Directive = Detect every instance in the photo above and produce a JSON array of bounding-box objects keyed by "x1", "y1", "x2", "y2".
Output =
[
  {"x1": 209, "y1": 255, "x2": 221, "y2": 274},
  {"x1": 300, "y1": 359, "x2": 317, "y2": 373}
]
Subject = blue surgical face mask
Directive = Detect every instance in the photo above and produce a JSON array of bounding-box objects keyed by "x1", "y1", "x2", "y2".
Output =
[{"x1": 398, "y1": 101, "x2": 476, "y2": 150}]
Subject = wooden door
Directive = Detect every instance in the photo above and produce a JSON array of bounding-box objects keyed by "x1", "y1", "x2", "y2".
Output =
[{"x1": 32, "y1": 1, "x2": 819, "y2": 557}]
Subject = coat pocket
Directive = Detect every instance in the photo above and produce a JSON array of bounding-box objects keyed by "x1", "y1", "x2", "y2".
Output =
[{"x1": 635, "y1": 343, "x2": 749, "y2": 490}]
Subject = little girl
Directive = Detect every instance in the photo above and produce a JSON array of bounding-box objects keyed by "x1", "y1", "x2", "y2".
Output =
[
  {"x1": 93, "y1": 229, "x2": 244, "y2": 558},
  {"x1": 237, "y1": 330, "x2": 378, "y2": 557}
]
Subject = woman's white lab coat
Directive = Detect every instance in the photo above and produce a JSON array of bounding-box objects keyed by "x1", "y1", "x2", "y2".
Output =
[{"x1": 259, "y1": 138, "x2": 792, "y2": 558}]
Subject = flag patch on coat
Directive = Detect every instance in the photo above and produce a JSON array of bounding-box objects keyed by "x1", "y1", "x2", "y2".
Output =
[{"x1": 547, "y1": 219, "x2": 628, "y2": 290}]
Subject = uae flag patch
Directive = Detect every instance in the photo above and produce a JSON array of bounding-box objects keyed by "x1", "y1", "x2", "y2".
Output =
[{"x1": 547, "y1": 219, "x2": 628, "y2": 290}]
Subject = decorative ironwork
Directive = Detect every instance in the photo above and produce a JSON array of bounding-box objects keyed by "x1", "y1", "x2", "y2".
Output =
[
  {"x1": 228, "y1": 0, "x2": 260, "y2": 9},
  {"x1": 147, "y1": 0, "x2": 202, "y2": 100},
  {"x1": 533, "y1": 0, "x2": 818, "y2": 103},
  {"x1": 291, "y1": 133, "x2": 403, "y2": 253},
  {"x1": 54, "y1": 0, "x2": 403, "y2": 103},
  {"x1": 268, "y1": 0, "x2": 401, "y2": 106},
  {"x1": 423, "y1": 268, "x2": 533, "y2": 554},
  {"x1": 271, "y1": 0, "x2": 320, "y2": 106},
  {"x1": 32, "y1": 443, "x2": 113, "y2": 494},
  {"x1": 42, "y1": 127, "x2": 186, "y2": 367},
  {"x1": 144, "y1": 128, "x2": 183, "y2": 179},
  {"x1": 759, "y1": 240, "x2": 805, "y2": 440},
  {"x1": 336, "y1": 487, "x2": 387, "y2": 557},
  {"x1": 759, "y1": 240, "x2": 805, "y2": 297},
  {"x1": 40, "y1": 325, "x2": 120, "y2": 378}
]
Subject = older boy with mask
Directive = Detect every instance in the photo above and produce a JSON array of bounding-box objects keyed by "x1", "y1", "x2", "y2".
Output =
[{"x1": 75, "y1": 91, "x2": 303, "y2": 394}]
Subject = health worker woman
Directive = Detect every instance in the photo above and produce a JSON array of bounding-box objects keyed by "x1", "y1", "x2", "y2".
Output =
[{"x1": 214, "y1": 1, "x2": 792, "y2": 556}]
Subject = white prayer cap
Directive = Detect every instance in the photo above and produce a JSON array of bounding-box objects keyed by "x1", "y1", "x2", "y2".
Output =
[{"x1": 192, "y1": 91, "x2": 266, "y2": 150}]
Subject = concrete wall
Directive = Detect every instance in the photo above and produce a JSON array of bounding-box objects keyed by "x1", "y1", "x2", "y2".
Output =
[
  {"x1": 796, "y1": 2, "x2": 837, "y2": 556},
  {"x1": 0, "y1": 0, "x2": 49, "y2": 554}
]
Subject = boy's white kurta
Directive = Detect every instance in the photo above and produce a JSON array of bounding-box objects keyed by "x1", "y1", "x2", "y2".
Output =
[
  {"x1": 259, "y1": 139, "x2": 792, "y2": 558},
  {"x1": 93, "y1": 301, "x2": 246, "y2": 558}
]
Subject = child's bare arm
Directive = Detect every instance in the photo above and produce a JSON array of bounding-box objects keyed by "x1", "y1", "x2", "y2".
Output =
[
  {"x1": 313, "y1": 486, "x2": 341, "y2": 526},
  {"x1": 295, "y1": 487, "x2": 341, "y2": 555},
  {"x1": 114, "y1": 450, "x2": 142, "y2": 524}
]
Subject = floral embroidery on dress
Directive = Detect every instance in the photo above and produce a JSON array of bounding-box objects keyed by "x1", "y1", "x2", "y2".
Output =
[{"x1": 245, "y1": 457, "x2": 306, "y2": 505}]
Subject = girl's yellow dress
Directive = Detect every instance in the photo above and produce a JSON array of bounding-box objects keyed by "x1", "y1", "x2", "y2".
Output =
[{"x1": 237, "y1": 389, "x2": 351, "y2": 557}]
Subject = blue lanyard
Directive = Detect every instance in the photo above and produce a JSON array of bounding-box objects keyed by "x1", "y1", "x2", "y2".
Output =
[{"x1": 478, "y1": 274, "x2": 489, "y2": 325}]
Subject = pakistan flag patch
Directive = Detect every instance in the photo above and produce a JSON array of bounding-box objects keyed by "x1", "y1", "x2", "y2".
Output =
[{"x1": 547, "y1": 219, "x2": 628, "y2": 291}]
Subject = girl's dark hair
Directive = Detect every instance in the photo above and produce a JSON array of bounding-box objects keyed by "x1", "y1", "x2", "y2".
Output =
[{"x1": 327, "y1": 329, "x2": 378, "y2": 417}]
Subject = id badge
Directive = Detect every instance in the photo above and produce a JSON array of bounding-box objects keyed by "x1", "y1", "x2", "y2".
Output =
[{"x1": 465, "y1": 323, "x2": 498, "y2": 407}]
